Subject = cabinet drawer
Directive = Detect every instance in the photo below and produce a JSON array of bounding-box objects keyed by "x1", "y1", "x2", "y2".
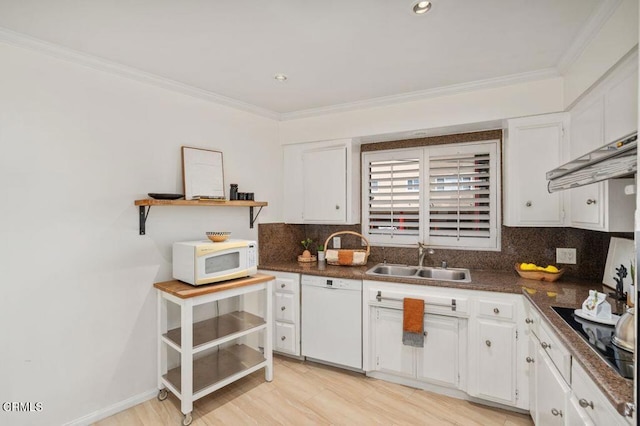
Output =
[
  {"x1": 275, "y1": 292, "x2": 296, "y2": 322},
  {"x1": 478, "y1": 300, "x2": 514, "y2": 321},
  {"x1": 275, "y1": 277, "x2": 298, "y2": 293},
  {"x1": 572, "y1": 361, "x2": 625, "y2": 425},
  {"x1": 538, "y1": 321, "x2": 571, "y2": 383},
  {"x1": 275, "y1": 322, "x2": 297, "y2": 354}
]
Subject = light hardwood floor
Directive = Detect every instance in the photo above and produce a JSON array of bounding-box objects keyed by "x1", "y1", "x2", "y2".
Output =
[{"x1": 95, "y1": 355, "x2": 533, "y2": 425}]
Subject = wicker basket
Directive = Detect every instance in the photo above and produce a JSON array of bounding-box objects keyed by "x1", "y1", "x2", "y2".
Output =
[{"x1": 324, "y1": 231, "x2": 370, "y2": 266}]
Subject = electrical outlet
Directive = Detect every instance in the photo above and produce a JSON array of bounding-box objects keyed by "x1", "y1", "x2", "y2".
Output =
[
  {"x1": 556, "y1": 248, "x2": 577, "y2": 264},
  {"x1": 333, "y1": 237, "x2": 341, "y2": 249}
]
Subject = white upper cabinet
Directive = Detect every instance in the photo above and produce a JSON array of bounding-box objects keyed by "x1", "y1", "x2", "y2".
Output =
[
  {"x1": 283, "y1": 139, "x2": 360, "y2": 224},
  {"x1": 567, "y1": 53, "x2": 637, "y2": 232},
  {"x1": 504, "y1": 113, "x2": 568, "y2": 227}
]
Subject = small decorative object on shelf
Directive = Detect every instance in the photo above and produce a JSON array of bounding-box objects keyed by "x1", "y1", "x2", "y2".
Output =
[
  {"x1": 298, "y1": 238, "x2": 316, "y2": 263},
  {"x1": 206, "y1": 231, "x2": 231, "y2": 242}
]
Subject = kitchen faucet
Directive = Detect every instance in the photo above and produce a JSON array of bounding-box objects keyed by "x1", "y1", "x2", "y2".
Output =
[{"x1": 418, "y1": 242, "x2": 434, "y2": 267}]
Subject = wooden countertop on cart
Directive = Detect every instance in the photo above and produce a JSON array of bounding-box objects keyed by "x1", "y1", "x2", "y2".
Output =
[{"x1": 154, "y1": 273, "x2": 275, "y2": 299}]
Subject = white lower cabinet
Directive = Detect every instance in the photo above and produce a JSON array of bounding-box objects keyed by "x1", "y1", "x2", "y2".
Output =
[
  {"x1": 371, "y1": 307, "x2": 462, "y2": 388},
  {"x1": 471, "y1": 318, "x2": 517, "y2": 403},
  {"x1": 416, "y1": 314, "x2": 461, "y2": 387},
  {"x1": 252, "y1": 270, "x2": 301, "y2": 357},
  {"x1": 467, "y1": 295, "x2": 526, "y2": 409},
  {"x1": 534, "y1": 344, "x2": 570, "y2": 425},
  {"x1": 371, "y1": 307, "x2": 415, "y2": 378},
  {"x1": 523, "y1": 299, "x2": 631, "y2": 425}
]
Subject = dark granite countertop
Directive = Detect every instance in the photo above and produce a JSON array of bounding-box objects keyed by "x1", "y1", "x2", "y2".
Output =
[{"x1": 258, "y1": 260, "x2": 634, "y2": 416}]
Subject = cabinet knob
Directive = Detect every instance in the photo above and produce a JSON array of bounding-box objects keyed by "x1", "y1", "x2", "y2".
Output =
[
  {"x1": 525, "y1": 201, "x2": 532, "y2": 207},
  {"x1": 541, "y1": 342, "x2": 550, "y2": 349},
  {"x1": 335, "y1": 205, "x2": 340, "y2": 210},
  {"x1": 281, "y1": 306, "x2": 286, "y2": 311},
  {"x1": 526, "y1": 356, "x2": 534, "y2": 363},
  {"x1": 579, "y1": 399, "x2": 594, "y2": 409},
  {"x1": 525, "y1": 318, "x2": 533, "y2": 324},
  {"x1": 493, "y1": 308, "x2": 500, "y2": 314},
  {"x1": 280, "y1": 283, "x2": 286, "y2": 288},
  {"x1": 586, "y1": 199, "x2": 597, "y2": 205},
  {"x1": 485, "y1": 340, "x2": 492, "y2": 347},
  {"x1": 551, "y1": 408, "x2": 563, "y2": 417},
  {"x1": 281, "y1": 336, "x2": 286, "y2": 341}
]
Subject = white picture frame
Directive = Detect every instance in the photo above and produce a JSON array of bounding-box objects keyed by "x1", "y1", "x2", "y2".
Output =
[
  {"x1": 181, "y1": 147, "x2": 225, "y2": 200},
  {"x1": 602, "y1": 237, "x2": 634, "y2": 294}
]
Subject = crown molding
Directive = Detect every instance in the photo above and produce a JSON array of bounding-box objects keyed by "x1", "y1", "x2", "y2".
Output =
[
  {"x1": 0, "y1": 27, "x2": 280, "y2": 120},
  {"x1": 557, "y1": 0, "x2": 623, "y2": 74},
  {"x1": 279, "y1": 68, "x2": 560, "y2": 121}
]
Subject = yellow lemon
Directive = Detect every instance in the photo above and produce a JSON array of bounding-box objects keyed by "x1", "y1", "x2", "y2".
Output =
[
  {"x1": 544, "y1": 265, "x2": 559, "y2": 273},
  {"x1": 536, "y1": 266, "x2": 545, "y2": 271},
  {"x1": 520, "y1": 263, "x2": 538, "y2": 271}
]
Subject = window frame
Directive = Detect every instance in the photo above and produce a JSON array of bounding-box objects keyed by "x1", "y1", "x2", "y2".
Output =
[{"x1": 361, "y1": 139, "x2": 501, "y2": 251}]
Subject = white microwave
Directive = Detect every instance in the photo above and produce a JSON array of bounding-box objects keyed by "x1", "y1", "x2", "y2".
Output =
[{"x1": 172, "y1": 239, "x2": 258, "y2": 286}]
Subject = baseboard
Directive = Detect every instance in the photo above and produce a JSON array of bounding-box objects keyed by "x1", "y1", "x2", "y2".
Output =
[{"x1": 63, "y1": 389, "x2": 157, "y2": 426}]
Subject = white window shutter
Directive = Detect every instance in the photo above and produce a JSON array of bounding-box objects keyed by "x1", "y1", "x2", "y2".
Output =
[
  {"x1": 426, "y1": 141, "x2": 499, "y2": 250},
  {"x1": 362, "y1": 150, "x2": 422, "y2": 245}
]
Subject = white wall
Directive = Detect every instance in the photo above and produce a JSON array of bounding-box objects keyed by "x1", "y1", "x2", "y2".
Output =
[
  {"x1": 0, "y1": 42, "x2": 280, "y2": 425},
  {"x1": 278, "y1": 77, "x2": 564, "y2": 144},
  {"x1": 563, "y1": 0, "x2": 639, "y2": 108}
]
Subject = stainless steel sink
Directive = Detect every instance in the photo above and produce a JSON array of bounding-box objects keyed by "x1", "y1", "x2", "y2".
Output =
[
  {"x1": 368, "y1": 265, "x2": 419, "y2": 276},
  {"x1": 366, "y1": 263, "x2": 471, "y2": 283}
]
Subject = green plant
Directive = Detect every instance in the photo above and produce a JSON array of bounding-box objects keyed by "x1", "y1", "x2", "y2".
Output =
[
  {"x1": 301, "y1": 238, "x2": 313, "y2": 250},
  {"x1": 317, "y1": 243, "x2": 325, "y2": 252}
]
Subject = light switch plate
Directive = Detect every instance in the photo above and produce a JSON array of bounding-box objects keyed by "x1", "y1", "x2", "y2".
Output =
[
  {"x1": 333, "y1": 237, "x2": 341, "y2": 249},
  {"x1": 556, "y1": 248, "x2": 577, "y2": 264}
]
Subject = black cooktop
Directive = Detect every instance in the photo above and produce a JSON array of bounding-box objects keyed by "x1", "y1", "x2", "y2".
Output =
[{"x1": 551, "y1": 306, "x2": 633, "y2": 379}]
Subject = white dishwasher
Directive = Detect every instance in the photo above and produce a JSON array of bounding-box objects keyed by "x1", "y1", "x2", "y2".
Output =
[{"x1": 301, "y1": 275, "x2": 362, "y2": 370}]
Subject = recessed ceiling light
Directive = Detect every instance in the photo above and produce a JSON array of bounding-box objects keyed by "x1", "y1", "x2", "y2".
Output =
[
  {"x1": 274, "y1": 74, "x2": 288, "y2": 82},
  {"x1": 412, "y1": 1, "x2": 432, "y2": 15}
]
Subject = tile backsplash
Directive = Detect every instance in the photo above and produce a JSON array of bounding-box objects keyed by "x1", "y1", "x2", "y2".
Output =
[{"x1": 259, "y1": 223, "x2": 632, "y2": 282}]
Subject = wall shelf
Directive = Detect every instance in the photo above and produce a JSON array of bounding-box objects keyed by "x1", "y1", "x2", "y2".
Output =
[{"x1": 134, "y1": 199, "x2": 268, "y2": 235}]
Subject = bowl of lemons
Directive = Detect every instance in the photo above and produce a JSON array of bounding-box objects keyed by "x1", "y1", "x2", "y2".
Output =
[{"x1": 515, "y1": 262, "x2": 565, "y2": 282}]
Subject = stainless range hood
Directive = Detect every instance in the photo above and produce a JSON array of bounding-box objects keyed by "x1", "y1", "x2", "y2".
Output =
[{"x1": 546, "y1": 132, "x2": 637, "y2": 193}]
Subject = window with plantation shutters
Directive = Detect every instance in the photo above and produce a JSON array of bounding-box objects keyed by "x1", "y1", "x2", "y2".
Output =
[
  {"x1": 363, "y1": 149, "x2": 422, "y2": 245},
  {"x1": 426, "y1": 141, "x2": 498, "y2": 249},
  {"x1": 362, "y1": 140, "x2": 500, "y2": 250}
]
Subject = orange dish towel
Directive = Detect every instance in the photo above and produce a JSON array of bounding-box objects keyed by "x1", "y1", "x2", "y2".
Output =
[{"x1": 403, "y1": 298, "x2": 425, "y2": 347}]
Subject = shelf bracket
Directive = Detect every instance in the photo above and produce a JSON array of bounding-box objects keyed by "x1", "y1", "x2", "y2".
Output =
[
  {"x1": 139, "y1": 206, "x2": 151, "y2": 235},
  {"x1": 249, "y1": 206, "x2": 263, "y2": 229}
]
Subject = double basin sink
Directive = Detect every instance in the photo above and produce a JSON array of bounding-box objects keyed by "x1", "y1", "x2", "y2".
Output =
[{"x1": 366, "y1": 263, "x2": 471, "y2": 283}]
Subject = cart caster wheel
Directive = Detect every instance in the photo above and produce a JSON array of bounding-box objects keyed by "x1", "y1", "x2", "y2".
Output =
[
  {"x1": 182, "y1": 413, "x2": 193, "y2": 426},
  {"x1": 157, "y1": 389, "x2": 168, "y2": 401}
]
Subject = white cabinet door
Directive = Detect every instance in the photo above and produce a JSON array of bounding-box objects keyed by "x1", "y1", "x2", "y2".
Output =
[
  {"x1": 535, "y1": 346, "x2": 569, "y2": 426},
  {"x1": 302, "y1": 145, "x2": 347, "y2": 222},
  {"x1": 604, "y1": 61, "x2": 638, "y2": 143},
  {"x1": 470, "y1": 319, "x2": 517, "y2": 405},
  {"x1": 527, "y1": 334, "x2": 538, "y2": 423},
  {"x1": 569, "y1": 97, "x2": 606, "y2": 229},
  {"x1": 504, "y1": 114, "x2": 567, "y2": 227},
  {"x1": 371, "y1": 307, "x2": 415, "y2": 377},
  {"x1": 283, "y1": 139, "x2": 359, "y2": 224},
  {"x1": 416, "y1": 314, "x2": 460, "y2": 388}
]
